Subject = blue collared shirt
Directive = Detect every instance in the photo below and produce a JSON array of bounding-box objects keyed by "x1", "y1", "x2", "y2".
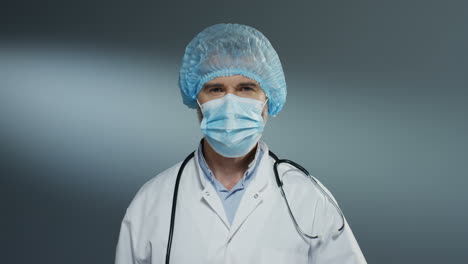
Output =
[{"x1": 197, "y1": 141, "x2": 265, "y2": 225}]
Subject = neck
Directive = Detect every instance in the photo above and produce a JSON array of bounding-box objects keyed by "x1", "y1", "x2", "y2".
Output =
[{"x1": 202, "y1": 138, "x2": 258, "y2": 190}]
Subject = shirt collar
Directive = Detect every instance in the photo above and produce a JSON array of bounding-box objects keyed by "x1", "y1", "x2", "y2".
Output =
[{"x1": 197, "y1": 140, "x2": 265, "y2": 186}]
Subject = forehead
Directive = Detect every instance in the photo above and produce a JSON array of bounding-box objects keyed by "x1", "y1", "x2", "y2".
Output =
[{"x1": 204, "y1": 74, "x2": 260, "y2": 86}]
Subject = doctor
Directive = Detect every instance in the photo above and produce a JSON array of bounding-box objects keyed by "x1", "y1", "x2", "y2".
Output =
[{"x1": 115, "y1": 23, "x2": 367, "y2": 264}]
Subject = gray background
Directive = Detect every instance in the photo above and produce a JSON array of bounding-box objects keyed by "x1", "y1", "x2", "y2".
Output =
[{"x1": 1, "y1": 0, "x2": 467, "y2": 263}]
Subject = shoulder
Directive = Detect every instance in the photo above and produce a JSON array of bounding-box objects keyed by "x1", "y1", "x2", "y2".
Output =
[
  {"x1": 267, "y1": 151, "x2": 338, "y2": 200},
  {"x1": 123, "y1": 161, "x2": 183, "y2": 221},
  {"x1": 273, "y1": 158, "x2": 342, "y2": 221},
  {"x1": 139, "y1": 162, "x2": 183, "y2": 194}
]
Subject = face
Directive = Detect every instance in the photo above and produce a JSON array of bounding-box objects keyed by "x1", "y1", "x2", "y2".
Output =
[{"x1": 196, "y1": 75, "x2": 268, "y2": 122}]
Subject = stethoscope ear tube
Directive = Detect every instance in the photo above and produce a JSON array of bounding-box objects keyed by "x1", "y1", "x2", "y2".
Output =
[{"x1": 273, "y1": 159, "x2": 310, "y2": 187}]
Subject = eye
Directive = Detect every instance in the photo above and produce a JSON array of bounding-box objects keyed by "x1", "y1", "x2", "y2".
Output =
[
  {"x1": 209, "y1": 87, "x2": 223, "y2": 93},
  {"x1": 241, "y1": 86, "x2": 255, "y2": 92}
]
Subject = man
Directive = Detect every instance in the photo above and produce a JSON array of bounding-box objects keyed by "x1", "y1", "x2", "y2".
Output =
[{"x1": 115, "y1": 23, "x2": 367, "y2": 264}]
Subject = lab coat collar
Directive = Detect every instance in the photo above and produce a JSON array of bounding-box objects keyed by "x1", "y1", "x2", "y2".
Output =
[{"x1": 194, "y1": 140, "x2": 272, "y2": 232}]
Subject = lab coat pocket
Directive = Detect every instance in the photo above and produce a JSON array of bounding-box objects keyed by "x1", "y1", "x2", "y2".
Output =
[{"x1": 260, "y1": 247, "x2": 308, "y2": 264}]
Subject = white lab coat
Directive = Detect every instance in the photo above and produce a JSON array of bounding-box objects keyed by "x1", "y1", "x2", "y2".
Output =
[{"x1": 115, "y1": 143, "x2": 367, "y2": 264}]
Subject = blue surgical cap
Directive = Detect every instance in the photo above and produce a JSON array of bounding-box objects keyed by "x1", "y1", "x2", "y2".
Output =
[{"x1": 178, "y1": 23, "x2": 287, "y2": 116}]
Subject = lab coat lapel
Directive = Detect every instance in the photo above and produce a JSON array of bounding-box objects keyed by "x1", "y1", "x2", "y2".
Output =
[
  {"x1": 228, "y1": 145, "x2": 272, "y2": 239},
  {"x1": 200, "y1": 185, "x2": 231, "y2": 229},
  {"x1": 194, "y1": 150, "x2": 231, "y2": 229}
]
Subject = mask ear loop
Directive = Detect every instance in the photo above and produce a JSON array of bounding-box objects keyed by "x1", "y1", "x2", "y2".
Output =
[
  {"x1": 262, "y1": 98, "x2": 269, "y2": 110},
  {"x1": 196, "y1": 99, "x2": 203, "y2": 110}
]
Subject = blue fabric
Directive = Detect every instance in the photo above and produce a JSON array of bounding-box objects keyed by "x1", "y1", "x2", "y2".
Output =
[
  {"x1": 178, "y1": 23, "x2": 287, "y2": 116},
  {"x1": 197, "y1": 140, "x2": 266, "y2": 225},
  {"x1": 199, "y1": 93, "x2": 266, "y2": 157}
]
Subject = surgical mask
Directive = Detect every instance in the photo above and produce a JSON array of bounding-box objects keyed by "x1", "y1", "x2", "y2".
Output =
[{"x1": 197, "y1": 93, "x2": 268, "y2": 158}]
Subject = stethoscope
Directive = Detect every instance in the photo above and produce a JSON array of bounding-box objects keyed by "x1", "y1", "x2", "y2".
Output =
[{"x1": 165, "y1": 148, "x2": 345, "y2": 264}]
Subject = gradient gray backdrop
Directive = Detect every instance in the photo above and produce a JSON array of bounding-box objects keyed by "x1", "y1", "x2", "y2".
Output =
[{"x1": 1, "y1": 0, "x2": 467, "y2": 263}]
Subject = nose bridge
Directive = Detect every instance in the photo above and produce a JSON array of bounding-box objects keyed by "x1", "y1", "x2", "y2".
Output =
[
  {"x1": 223, "y1": 93, "x2": 237, "y2": 113},
  {"x1": 225, "y1": 85, "x2": 236, "y2": 95}
]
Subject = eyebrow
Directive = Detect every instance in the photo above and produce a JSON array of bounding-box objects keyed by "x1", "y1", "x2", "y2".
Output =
[
  {"x1": 203, "y1": 82, "x2": 259, "y2": 89},
  {"x1": 238, "y1": 82, "x2": 259, "y2": 88}
]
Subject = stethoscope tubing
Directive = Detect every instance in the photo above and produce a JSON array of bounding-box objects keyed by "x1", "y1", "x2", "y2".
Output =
[
  {"x1": 165, "y1": 151, "x2": 194, "y2": 264},
  {"x1": 165, "y1": 150, "x2": 345, "y2": 264}
]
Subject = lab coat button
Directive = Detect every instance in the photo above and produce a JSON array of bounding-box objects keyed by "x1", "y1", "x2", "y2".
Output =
[{"x1": 254, "y1": 193, "x2": 258, "y2": 198}]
